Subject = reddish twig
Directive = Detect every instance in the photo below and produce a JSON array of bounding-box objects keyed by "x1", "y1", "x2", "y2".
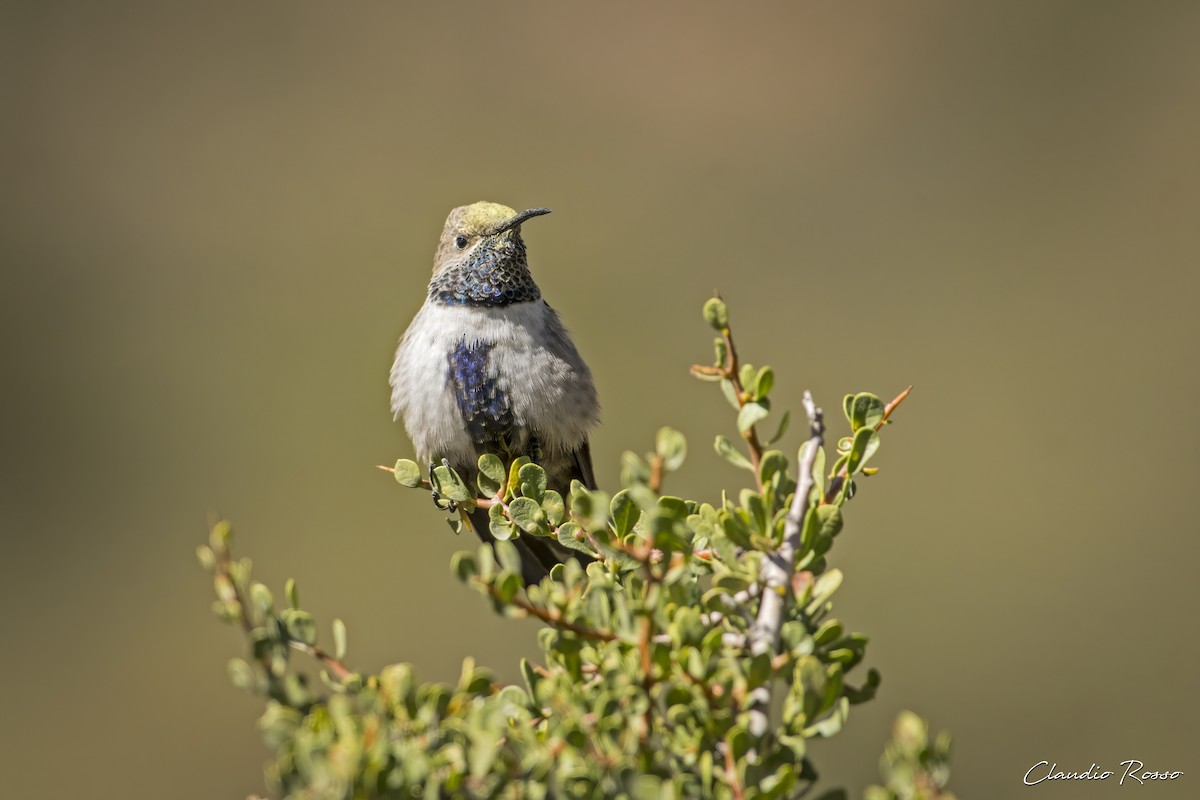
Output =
[
  {"x1": 690, "y1": 300, "x2": 766, "y2": 493},
  {"x1": 479, "y1": 581, "x2": 617, "y2": 642},
  {"x1": 720, "y1": 326, "x2": 765, "y2": 492},
  {"x1": 723, "y1": 740, "x2": 746, "y2": 800}
]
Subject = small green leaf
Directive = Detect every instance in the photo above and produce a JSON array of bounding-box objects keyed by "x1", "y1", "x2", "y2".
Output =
[
  {"x1": 739, "y1": 363, "x2": 756, "y2": 392},
  {"x1": 476, "y1": 543, "x2": 497, "y2": 579},
  {"x1": 393, "y1": 459, "x2": 422, "y2": 488},
  {"x1": 508, "y1": 497, "x2": 546, "y2": 534},
  {"x1": 767, "y1": 409, "x2": 791, "y2": 445},
  {"x1": 829, "y1": 454, "x2": 848, "y2": 481},
  {"x1": 520, "y1": 657, "x2": 541, "y2": 697},
  {"x1": 493, "y1": 540, "x2": 523, "y2": 576},
  {"x1": 570, "y1": 487, "x2": 610, "y2": 531},
  {"x1": 748, "y1": 651, "x2": 772, "y2": 687},
  {"x1": 332, "y1": 618, "x2": 347, "y2": 661},
  {"x1": 846, "y1": 668, "x2": 881, "y2": 705},
  {"x1": 813, "y1": 619, "x2": 844, "y2": 647},
  {"x1": 631, "y1": 775, "x2": 664, "y2": 800},
  {"x1": 227, "y1": 558, "x2": 251, "y2": 593},
  {"x1": 195, "y1": 545, "x2": 215, "y2": 571},
  {"x1": 754, "y1": 366, "x2": 775, "y2": 399},
  {"x1": 656, "y1": 495, "x2": 689, "y2": 521},
  {"x1": 778, "y1": 734, "x2": 807, "y2": 763},
  {"x1": 285, "y1": 578, "x2": 299, "y2": 610},
  {"x1": 808, "y1": 568, "x2": 844, "y2": 610},
  {"x1": 714, "y1": 435, "x2": 753, "y2": 470},
  {"x1": 719, "y1": 379, "x2": 741, "y2": 410},
  {"x1": 213, "y1": 574, "x2": 236, "y2": 605},
  {"x1": 703, "y1": 297, "x2": 729, "y2": 330},
  {"x1": 713, "y1": 573, "x2": 750, "y2": 593},
  {"x1": 814, "y1": 505, "x2": 843, "y2": 540},
  {"x1": 740, "y1": 489, "x2": 768, "y2": 537},
  {"x1": 713, "y1": 337, "x2": 728, "y2": 367},
  {"x1": 655, "y1": 427, "x2": 688, "y2": 471},
  {"x1": 720, "y1": 511, "x2": 753, "y2": 549},
  {"x1": 737, "y1": 401, "x2": 770, "y2": 435},
  {"x1": 725, "y1": 725, "x2": 751, "y2": 760},
  {"x1": 848, "y1": 392, "x2": 885, "y2": 432},
  {"x1": 569, "y1": 485, "x2": 594, "y2": 520},
  {"x1": 209, "y1": 520, "x2": 232, "y2": 552},
  {"x1": 610, "y1": 490, "x2": 641, "y2": 537},
  {"x1": 541, "y1": 490, "x2": 565, "y2": 526},
  {"x1": 227, "y1": 658, "x2": 256, "y2": 692},
  {"x1": 505, "y1": 456, "x2": 531, "y2": 500},
  {"x1": 450, "y1": 551, "x2": 478, "y2": 581},
  {"x1": 249, "y1": 582, "x2": 274, "y2": 617},
  {"x1": 433, "y1": 464, "x2": 473, "y2": 503},
  {"x1": 476, "y1": 453, "x2": 505, "y2": 496},
  {"x1": 555, "y1": 522, "x2": 594, "y2": 555},
  {"x1": 621, "y1": 450, "x2": 651, "y2": 487},
  {"x1": 846, "y1": 427, "x2": 881, "y2": 475},
  {"x1": 517, "y1": 462, "x2": 547, "y2": 503},
  {"x1": 211, "y1": 599, "x2": 239, "y2": 623},
  {"x1": 686, "y1": 508, "x2": 716, "y2": 541},
  {"x1": 488, "y1": 503, "x2": 515, "y2": 541},
  {"x1": 759, "y1": 450, "x2": 788, "y2": 486},
  {"x1": 280, "y1": 609, "x2": 317, "y2": 646},
  {"x1": 495, "y1": 571, "x2": 522, "y2": 603}
]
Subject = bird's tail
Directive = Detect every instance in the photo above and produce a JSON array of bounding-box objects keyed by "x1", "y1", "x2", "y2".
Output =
[{"x1": 463, "y1": 505, "x2": 591, "y2": 586}]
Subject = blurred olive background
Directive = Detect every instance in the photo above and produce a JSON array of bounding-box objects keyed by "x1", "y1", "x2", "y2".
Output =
[{"x1": 3, "y1": 2, "x2": 1198, "y2": 798}]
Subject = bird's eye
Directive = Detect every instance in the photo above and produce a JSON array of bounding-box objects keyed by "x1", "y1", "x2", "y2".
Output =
[{"x1": 454, "y1": 235, "x2": 469, "y2": 250}]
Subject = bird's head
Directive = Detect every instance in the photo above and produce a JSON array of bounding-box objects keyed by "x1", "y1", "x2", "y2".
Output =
[
  {"x1": 432, "y1": 202, "x2": 551, "y2": 276},
  {"x1": 427, "y1": 202, "x2": 550, "y2": 307}
]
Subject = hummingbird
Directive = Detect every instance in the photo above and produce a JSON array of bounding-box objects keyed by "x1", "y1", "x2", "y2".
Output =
[{"x1": 390, "y1": 202, "x2": 600, "y2": 584}]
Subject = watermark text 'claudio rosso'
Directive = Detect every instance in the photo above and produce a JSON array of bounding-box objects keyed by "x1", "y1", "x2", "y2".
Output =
[{"x1": 1024, "y1": 760, "x2": 1183, "y2": 786}]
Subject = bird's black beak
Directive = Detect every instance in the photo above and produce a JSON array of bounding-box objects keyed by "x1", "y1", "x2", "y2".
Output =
[{"x1": 490, "y1": 207, "x2": 551, "y2": 235}]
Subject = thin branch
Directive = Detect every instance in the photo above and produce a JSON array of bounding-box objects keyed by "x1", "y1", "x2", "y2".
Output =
[
  {"x1": 584, "y1": 529, "x2": 649, "y2": 564},
  {"x1": 648, "y1": 454, "x2": 665, "y2": 494},
  {"x1": 289, "y1": 641, "x2": 353, "y2": 681},
  {"x1": 638, "y1": 612, "x2": 654, "y2": 743},
  {"x1": 723, "y1": 740, "x2": 746, "y2": 800},
  {"x1": 636, "y1": 566, "x2": 665, "y2": 752},
  {"x1": 479, "y1": 581, "x2": 617, "y2": 642},
  {"x1": 720, "y1": 326, "x2": 766, "y2": 493},
  {"x1": 746, "y1": 391, "x2": 824, "y2": 739},
  {"x1": 375, "y1": 463, "x2": 432, "y2": 491},
  {"x1": 637, "y1": 520, "x2": 665, "y2": 750},
  {"x1": 690, "y1": 303, "x2": 766, "y2": 493},
  {"x1": 711, "y1": 585, "x2": 759, "y2": 622}
]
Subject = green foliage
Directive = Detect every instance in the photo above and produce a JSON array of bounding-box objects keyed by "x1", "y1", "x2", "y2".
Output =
[
  {"x1": 199, "y1": 298, "x2": 950, "y2": 799},
  {"x1": 866, "y1": 712, "x2": 956, "y2": 800}
]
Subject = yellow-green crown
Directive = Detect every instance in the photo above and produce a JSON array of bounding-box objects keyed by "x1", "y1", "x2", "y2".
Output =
[{"x1": 444, "y1": 202, "x2": 520, "y2": 237}]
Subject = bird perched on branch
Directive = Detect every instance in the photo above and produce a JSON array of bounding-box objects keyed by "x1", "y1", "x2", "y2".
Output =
[{"x1": 390, "y1": 202, "x2": 600, "y2": 584}]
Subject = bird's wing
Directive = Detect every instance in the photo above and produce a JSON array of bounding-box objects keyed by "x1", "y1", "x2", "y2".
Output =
[{"x1": 570, "y1": 438, "x2": 597, "y2": 490}]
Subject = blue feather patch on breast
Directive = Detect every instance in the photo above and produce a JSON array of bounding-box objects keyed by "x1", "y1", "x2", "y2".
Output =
[{"x1": 446, "y1": 340, "x2": 514, "y2": 446}]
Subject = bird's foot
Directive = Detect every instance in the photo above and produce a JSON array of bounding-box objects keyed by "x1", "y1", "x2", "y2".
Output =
[{"x1": 429, "y1": 459, "x2": 458, "y2": 513}]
